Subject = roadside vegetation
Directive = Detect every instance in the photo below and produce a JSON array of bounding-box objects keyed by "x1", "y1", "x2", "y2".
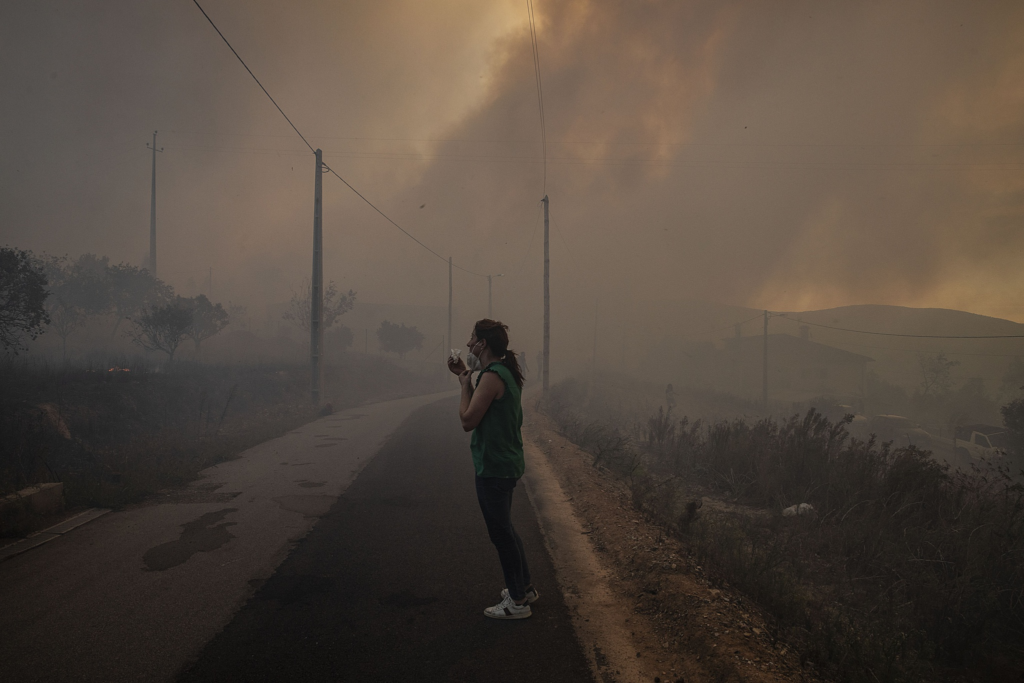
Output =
[
  {"x1": 0, "y1": 353, "x2": 445, "y2": 527},
  {"x1": 0, "y1": 247, "x2": 446, "y2": 533},
  {"x1": 541, "y1": 375, "x2": 1024, "y2": 683}
]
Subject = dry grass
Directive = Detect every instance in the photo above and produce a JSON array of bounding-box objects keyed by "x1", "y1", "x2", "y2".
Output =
[
  {"x1": 541, "y1": 377, "x2": 1024, "y2": 683},
  {"x1": 0, "y1": 353, "x2": 444, "y2": 518}
]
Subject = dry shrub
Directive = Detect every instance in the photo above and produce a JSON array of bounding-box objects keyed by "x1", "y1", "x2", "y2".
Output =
[{"x1": 542, "y1": 378, "x2": 1024, "y2": 683}]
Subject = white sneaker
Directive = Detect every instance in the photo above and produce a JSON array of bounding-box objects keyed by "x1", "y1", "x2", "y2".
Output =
[
  {"x1": 500, "y1": 586, "x2": 539, "y2": 604},
  {"x1": 483, "y1": 593, "x2": 532, "y2": 620}
]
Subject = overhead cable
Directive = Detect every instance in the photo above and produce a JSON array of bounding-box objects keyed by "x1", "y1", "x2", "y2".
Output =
[
  {"x1": 527, "y1": 0, "x2": 548, "y2": 193},
  {"x1": 771, "y1": 314, "x2": 1024, "y2": 339},
  {"x1": 192, "y1": 0, "x2": 314, "y2": 154},
  {"x1": 191, "y1": 0, "x2": 486, "y2": 279}
]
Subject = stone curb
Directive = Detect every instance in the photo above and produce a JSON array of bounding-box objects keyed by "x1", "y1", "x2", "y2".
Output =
[{"x1": 0, "y1": 508, "x2": 111, "y2": 563}]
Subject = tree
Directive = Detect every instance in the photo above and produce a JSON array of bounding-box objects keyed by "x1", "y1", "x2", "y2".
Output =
[
  {"x1": 329, "y1": 324, "x2": 354, "y2": 351},
  {"x1": 106, "y1": 263, "x2": 172, "y2": 336},
  {"x1": 919, "y1": 352, "x2": 960, "y2": 397},
  {"x1": 1000, "y1": 357, "x2": 1024, "y2": 399},
  {"x1": 41, "y1": 254, "x2": 112, "y2": 360},
  {"x1": 376, "y1": 320, "x2": 424, "y2": 358},
  {"x1": 0, "y1": 247, "x2": 50, "y2": 353},
  {"x1": 283, "y1": 281, "x2": 356, "y2": 332},
  {"x1": 185, "y1": 295, "x2": 229, "y2": 354},
  {"x1": 126, "y1": 297, "x2": 193, "y2": 362},
  {"x1": 1001, "y1": 398, "x2": 1024, "y2": 456}
]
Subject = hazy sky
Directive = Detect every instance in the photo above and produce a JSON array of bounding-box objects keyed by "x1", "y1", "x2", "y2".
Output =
[{"x1": 3, "y1": 0, "x2": 1024, "y2": 348}]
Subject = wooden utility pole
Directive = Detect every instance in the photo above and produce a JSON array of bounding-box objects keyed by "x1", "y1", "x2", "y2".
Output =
[
  {"x1": 543, "y1": 195, "x2": 550, "y2": 393},
  {"x1": 310, "y1": 149, "x2": 324, "y2": 403},
  {"x1": 762, "y1": 310, "x2": 769, "y2": 411},
  {"x1": 146, "y1": 131, "x2": 163, "y2": 275},
  {"x1": 448, "y1": 256, "x2": 453, "y2": 359}
]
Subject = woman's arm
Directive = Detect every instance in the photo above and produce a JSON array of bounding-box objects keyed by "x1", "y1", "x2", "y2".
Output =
[{"x1": 458, "y1": 370, "x2": 505, "y2": 432}]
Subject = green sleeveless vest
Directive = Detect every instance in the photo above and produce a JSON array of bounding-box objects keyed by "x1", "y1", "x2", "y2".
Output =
[{"x1": 470, "y1": 362, "x2": 525, "y2": 478}]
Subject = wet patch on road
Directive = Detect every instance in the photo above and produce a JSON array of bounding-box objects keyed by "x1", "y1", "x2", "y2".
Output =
[
  {"x1": 296, "y1": 481, "x2": 326, "y2": 488},
  {"x1": 155, "y1": 484, "x2": 240, "y2": 505},
  {"x1": 143, "y1": 508, "x2": 238, "y2": 571},
  {"x1": 272, "y1": 495, "x2": 335, "y2": 518}
]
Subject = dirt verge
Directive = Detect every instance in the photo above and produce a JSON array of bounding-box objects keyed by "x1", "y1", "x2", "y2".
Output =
[{"x1": 524, "y1": 400, "x2": 819, "y2": 683}]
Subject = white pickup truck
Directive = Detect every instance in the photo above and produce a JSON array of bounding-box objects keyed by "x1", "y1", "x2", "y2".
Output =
[{"x1": 954, "y1": 425, "x2": 1008, "y2": 461}]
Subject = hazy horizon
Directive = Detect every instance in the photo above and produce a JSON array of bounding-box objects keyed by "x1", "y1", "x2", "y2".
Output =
[{"x1": 4, "y1": 0, "x2": 1024, "y2": 359}]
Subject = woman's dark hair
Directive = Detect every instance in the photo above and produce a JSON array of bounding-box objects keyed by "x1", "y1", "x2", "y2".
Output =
[{"x1": 473, "y1": 318, "x2": 524, "y2": 388}]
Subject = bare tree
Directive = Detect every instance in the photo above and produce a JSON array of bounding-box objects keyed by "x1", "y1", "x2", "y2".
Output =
[
  {"x1": 919, "y1": 352, "x2": 960, "y2": 397},
  {"x1": 107, "y1": 263, "x2": 172, "y2": 336},
  {"x1": 127, "y1": 297, "x2": 193, "y2": 362},
  {"x1": 283, "y1": 281, "x2": 356, "y2": 332},
  {"x1": 0, "y1": 247, "x2": 50, "y2": 353},
  {"x1": 185, "y1": 294, "x2": 229, "y2": 354},
  {"x1": 41, "y1": 254, "x2": 112, "y2": 361}
]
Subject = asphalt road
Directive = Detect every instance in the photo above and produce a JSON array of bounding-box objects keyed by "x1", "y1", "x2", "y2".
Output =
[
  {"x1": 0, "y1": 391, "x2": 463, "y2": 682},
  {"x1": 179, "y1": 396, "x2": 593, "y2": 682}
]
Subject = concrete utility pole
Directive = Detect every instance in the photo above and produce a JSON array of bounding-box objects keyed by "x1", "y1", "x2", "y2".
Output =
[
  {"x1": 543, "y1": 195, "x2": 550, "y2": 393},
  {"x1": 762, "y1": 310, "x2": 769, "y2": 412},
  {"x1": 448, "y1": 256, "x2": 453, "y2": 359},
  {"x1": 146, "y1": 131, "x2": 163, "y2": 275},
  {"x1": 487, "y1": 274, "x2": 502, "y2": 318},
  {"x1": 310, "y1": 149, "x2": 324, "y2": 403}
]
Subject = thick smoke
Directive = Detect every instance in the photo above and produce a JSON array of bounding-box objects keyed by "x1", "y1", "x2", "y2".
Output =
[{"x1": 2, "y1": 0, "x2": 1023, "y2": 339}]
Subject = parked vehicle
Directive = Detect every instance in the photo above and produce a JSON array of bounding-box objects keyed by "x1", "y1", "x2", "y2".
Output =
[{"x1": 954, "y1": 424, "x2": 1008, "y2": 461}]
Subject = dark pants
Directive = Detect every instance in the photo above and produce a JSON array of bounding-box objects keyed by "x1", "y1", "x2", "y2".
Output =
[{"x1": 475, "y1": 475, "x2": 531, "y2": 601}]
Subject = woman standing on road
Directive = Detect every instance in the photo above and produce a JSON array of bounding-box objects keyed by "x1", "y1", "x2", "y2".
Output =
[{"x1": 448, "y1": 319, "x2": 537, "y2": 620}]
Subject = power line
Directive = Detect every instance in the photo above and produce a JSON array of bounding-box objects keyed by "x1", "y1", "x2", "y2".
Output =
[
  {"x1": 527, "y1": 0, "x2": 547, "y2": 193},
  {"x1": 191, "y1": 0, "x2": 486, "y2": 279},
  {"x1": 771, "y1": 314, "x2": 1024, "y2": 339},
  {"x1": 159, "y1": 143, "x2": 1024, "y2": 171},
  {"x1": 192, "y1": 0, "x2": 314, "y2": 154},
  {"x1": 321, "y1": 163, "x2": 486, "y2": 277},
  {"x1": 165, "y1": 128, "x2": 1024, "y2": 148}
]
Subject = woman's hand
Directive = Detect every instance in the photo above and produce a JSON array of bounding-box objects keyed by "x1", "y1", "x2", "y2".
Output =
[
  {"x1": 447, "y1": 355, "x2": 467, "y2": 375},
  {"x1": 457, "y1": 370, "x2": 473, "y2": 387}
]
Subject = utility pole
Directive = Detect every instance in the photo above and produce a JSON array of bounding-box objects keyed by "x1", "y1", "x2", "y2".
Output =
[
  {"x1": 487, "y1": 273, "x2": 503, "y2": 318},
  {"x1": 448, "y1": 256, "x2": 453, "y2": 361},
  {"x1": 762, "y1": 310, "x2": 769, "y2": 412},
  {"x1": 543, "y1": 195, "x2": 550, "y2": 393},
  {"x1": 592, "y1": 298, "x2": 598, "y2": 371},
  {"x1": 146, "y1": 131, "x2": 163, "y2": 276},
  {"x1": 310, "y1": 149, "x2": 324, "y2": 404}
]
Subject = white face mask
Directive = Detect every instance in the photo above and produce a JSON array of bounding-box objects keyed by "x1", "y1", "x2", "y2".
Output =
[{"x1": 466, "y1": 340, "x2": 484, "y2": 371}]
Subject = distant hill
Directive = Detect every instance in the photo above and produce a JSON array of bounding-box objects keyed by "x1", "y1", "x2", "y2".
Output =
[{"x1": 637, "y1": 300, "x2": 1024, "y2": 394}]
